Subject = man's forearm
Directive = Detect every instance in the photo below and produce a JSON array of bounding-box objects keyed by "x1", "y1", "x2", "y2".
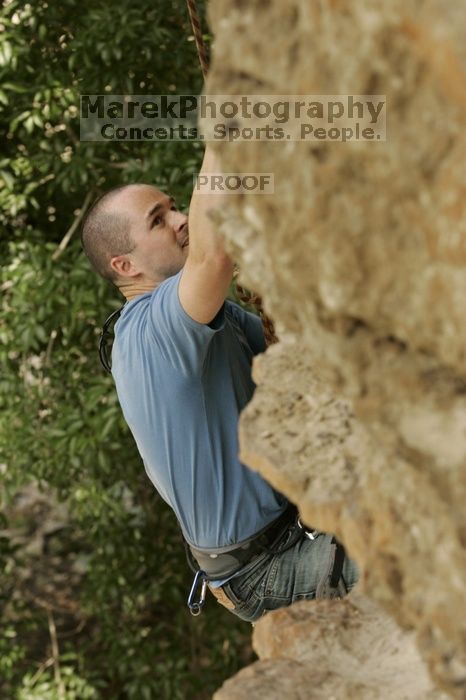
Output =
[{"x1": 187, "y1": 147, "x2": 232, "y2": 263}]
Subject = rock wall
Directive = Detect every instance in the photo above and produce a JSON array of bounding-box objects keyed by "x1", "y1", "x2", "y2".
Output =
[
  {"x1": 206, "y1": 0, "x2": 466, "y2": 697},
  {"x1": 214, "y1": 595, "x2": 449, "y2": 700}
]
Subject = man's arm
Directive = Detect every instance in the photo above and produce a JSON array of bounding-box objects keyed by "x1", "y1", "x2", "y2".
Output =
[{"x1": 178, "y1": 147, "x2": 234, "y2": 325}]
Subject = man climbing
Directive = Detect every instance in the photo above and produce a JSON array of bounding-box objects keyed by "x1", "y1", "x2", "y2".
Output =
[{"x1": 80, "y1": 146, "x2": 359, "y2": 623}]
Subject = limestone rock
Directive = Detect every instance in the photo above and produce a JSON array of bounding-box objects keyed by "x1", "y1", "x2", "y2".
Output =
[
  {"x1": 215, "y1": 596, "x2": 448, "y2": 700},
  {"x1": 207, "y1": 0, "x2": 466, "y2": 696}
]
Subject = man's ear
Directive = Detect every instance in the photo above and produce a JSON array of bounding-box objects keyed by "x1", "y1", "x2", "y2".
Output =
[{"x1": 110, "y1": 254, "x2": 140, "y2": 278}]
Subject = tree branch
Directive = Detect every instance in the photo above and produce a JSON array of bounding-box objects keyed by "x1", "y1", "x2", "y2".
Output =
[
  {"x1": 47, "y1": 606, "x2": 66, "y2": 700},
  {"x1": 52, "y1": 188, "x2": 95, "y2": 261},
  {"x1": 44, "y1": 329, "x2": 58, "y2": 368},
  {"x1": 29, "y1": 656, "x2": 55, "y2": 687}
]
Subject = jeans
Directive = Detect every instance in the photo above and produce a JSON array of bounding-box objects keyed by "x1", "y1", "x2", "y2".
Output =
[{"x1": 218, "y1": 519, "x2": 359, "y2": 623}]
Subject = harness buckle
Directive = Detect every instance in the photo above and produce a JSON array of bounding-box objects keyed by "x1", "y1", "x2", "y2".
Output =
[{"x1": 187, "y1": 570, "x2": 208, "y2": 616}]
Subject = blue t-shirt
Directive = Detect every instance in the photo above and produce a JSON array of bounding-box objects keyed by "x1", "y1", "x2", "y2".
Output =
[{"x1": 111, "y1": 270, "x2": 288, "y2": 586}]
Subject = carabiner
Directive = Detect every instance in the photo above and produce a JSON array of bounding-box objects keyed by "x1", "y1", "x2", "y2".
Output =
[
  {"x1": 297, "y1": 517, "x2": 318, "y2": 540},
  {"x1": 187, "y1": 570, "x2": 207, "y2": 616}
]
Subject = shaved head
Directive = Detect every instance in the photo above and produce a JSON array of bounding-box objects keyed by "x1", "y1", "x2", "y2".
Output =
[{"x1": 81, "y1": 185, "x2": 140, "y2": 282}]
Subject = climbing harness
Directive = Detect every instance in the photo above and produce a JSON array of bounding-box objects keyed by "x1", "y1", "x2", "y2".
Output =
[
  {"x1": 185, "y1": 0, "x2": 278, "y2": 348},
  {"x1": 183, "y1": 504, "x2": 324, "y2": 616},
  {"x1": 184, "y1": 507, "x2": 349, "y2": 614},
  {"x1": 184, "y1": 504, "x2": 299, "y2": 615},
  {"x1": 184, "y1": 503, "x2": 298, "y2": 575}
]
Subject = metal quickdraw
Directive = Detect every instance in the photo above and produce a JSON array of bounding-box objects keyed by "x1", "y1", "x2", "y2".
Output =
[{"x1": 187, "y1": 570, "x2": 208, "y2": 616}]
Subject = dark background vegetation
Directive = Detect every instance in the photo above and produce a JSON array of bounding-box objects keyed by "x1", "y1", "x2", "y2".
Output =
[{"x1": 0, "y1": 0, "x2": 255, "y2": 697}]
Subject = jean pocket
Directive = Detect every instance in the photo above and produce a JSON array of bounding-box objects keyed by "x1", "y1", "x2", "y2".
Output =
[
  {"x1": 221, "y1": 581, "x2": 245, "y2": 608},
  {"x1": 224, "y1": 552, "x2": 267, "y2": 602},
  {"x1": 221, "y1": 582, "x2": 265, "y2": 622}
]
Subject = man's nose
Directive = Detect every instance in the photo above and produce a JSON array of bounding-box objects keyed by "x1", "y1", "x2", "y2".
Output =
[{"x1": 169, "y1": 210, "x2": 188, "y2": 232}]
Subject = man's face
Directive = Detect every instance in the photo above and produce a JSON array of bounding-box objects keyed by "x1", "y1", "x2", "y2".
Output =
[{"x1": 110, "y1": 184, "x2": 189, "y2": 285}]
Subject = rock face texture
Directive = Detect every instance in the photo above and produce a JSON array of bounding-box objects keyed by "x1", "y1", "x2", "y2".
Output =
[
  {"x1": 205, "y1": 0, "x2": 466, "y2": 697},
  {"x1": 214, "y1": 595, "x2": 449, "y2": 700}
]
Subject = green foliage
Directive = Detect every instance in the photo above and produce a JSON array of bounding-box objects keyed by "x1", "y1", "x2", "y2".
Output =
[
  {"x1": 0, "y1": 0, "x2": 253, "y2": 698},
  {"x1": 18, "y1": 662, "x2": 99, "y2": 700}
]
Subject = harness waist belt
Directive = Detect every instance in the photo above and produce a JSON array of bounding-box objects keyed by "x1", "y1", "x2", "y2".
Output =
[{"x1": 189, "y1": 503, "x2": 298, "y2": 579}]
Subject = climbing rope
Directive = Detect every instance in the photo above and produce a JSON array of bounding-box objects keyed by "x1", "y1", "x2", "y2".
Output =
[
  {"x1": 185, "y1": 0, "x2": 278, "y2": 347},
  {"x1": 186, "y1": 0, "x2": 209, "y2": 79},
  {"x1": 233, "y1": 272, "x2": 278, "y2": 346}
]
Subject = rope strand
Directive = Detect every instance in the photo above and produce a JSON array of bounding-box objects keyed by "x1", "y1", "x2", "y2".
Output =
[
  {"x1": 186, "y1": 0, "x2": 209, "y2": 78},
  {"x1": 234, "y1": 278, "x2": 278, "y2": 347}
]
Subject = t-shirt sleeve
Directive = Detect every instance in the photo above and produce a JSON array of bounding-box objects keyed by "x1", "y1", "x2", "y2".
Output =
[
  {"x1": 148, "y1": 270, "x2": 225, "y2": 375},
  {"x1": 228, "y1": 302, "x2": 266, "y2": 356}
]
